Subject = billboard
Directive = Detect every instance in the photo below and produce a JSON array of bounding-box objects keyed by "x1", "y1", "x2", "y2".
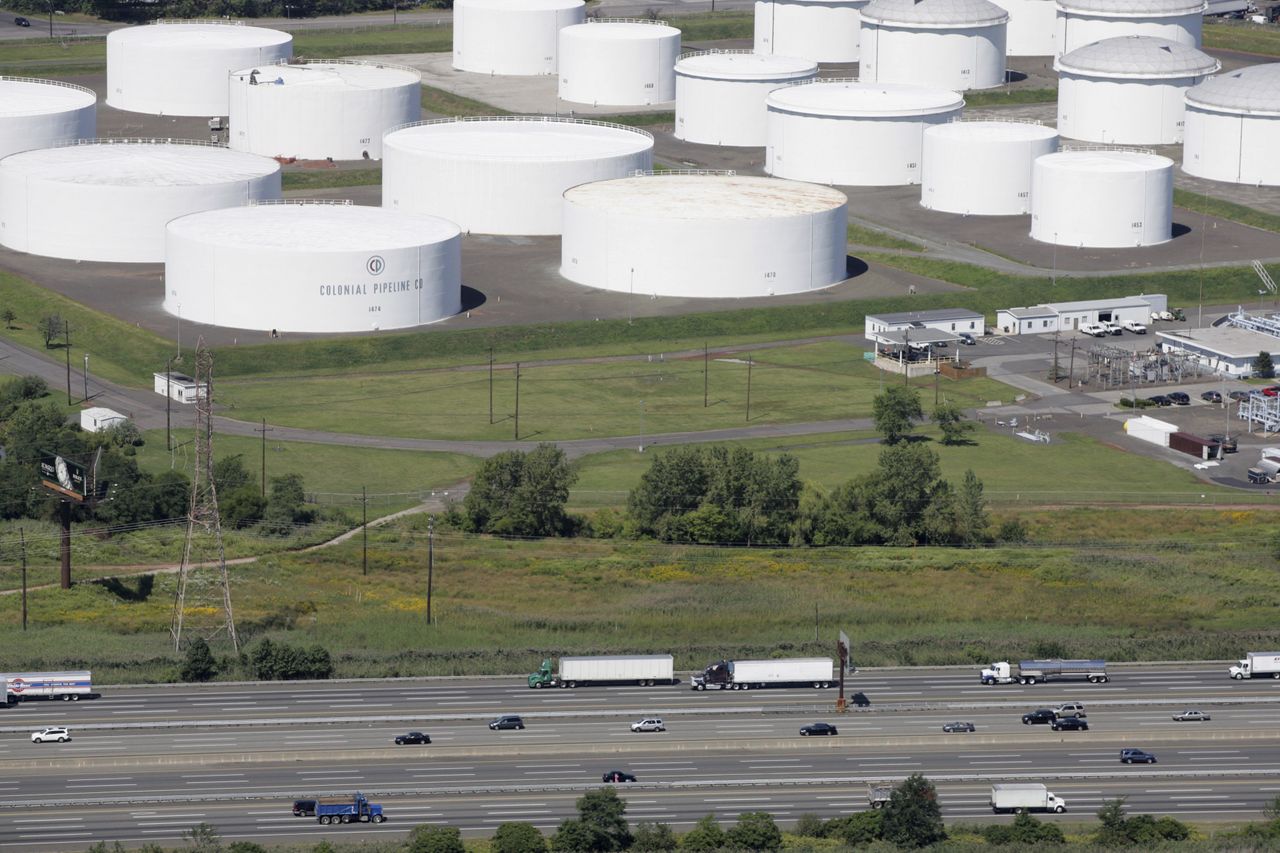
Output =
[{"x1": 39, "y1": 452, "x2": 88, "y2": 502}]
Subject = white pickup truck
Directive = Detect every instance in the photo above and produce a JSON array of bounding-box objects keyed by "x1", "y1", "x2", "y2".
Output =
[
  {"x1": 1079, "y1": 323, "x2": 1109, "y2": 337},
  {"x1": 1123, "y1": 320, "x2": 1147, "y2": 334}
]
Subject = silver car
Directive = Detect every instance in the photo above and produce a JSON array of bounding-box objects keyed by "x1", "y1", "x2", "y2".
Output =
[{"x1": 630, "y1": 718, "x2": 665, "y2": 732}]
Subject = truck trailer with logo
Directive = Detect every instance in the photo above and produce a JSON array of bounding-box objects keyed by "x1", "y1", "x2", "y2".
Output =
[{"x1": 0, "y1": 671, "x2": 96, "y2": 701}]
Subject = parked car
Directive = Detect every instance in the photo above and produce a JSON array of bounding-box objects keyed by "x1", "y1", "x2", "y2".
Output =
[
  {"x1": 942, "y1": 721, "x2": 975, "y2": 733},
  {"x1": 1080, "y1": 323, "x2": 1109, "y2": 337},
  {"x1": 1152, "y1": 310, "x2": 1175, "y2": 322},
  {"x1": 1022, "y1": 709, "x2": 1056, "y2": 725},
  {"x1": 1229, "y1": 390, "x2": 1253, "y2": 402},
  {"x1": 394, "y1": 731, "x2": 431, "y2": 745},
  {"x1": 14, "y1": 16, "x2": 30, "y2": 26},
  {"x1": 1051, "y1": 716, "x2": 1089, "y2": 731},
  {"x1": 293, "y1": 800, "x2": 318, "y2": 817},
  {"x1": 800, "y1": 722, "x2": 839, "y2": 737},
  {"x1": 1054, "y1": 703, "x2": 1087, "y2": 718},
  {"x1": 1120, "y1": 748, "x2": 1157, "y2": 764},
  {"x1": 631, "y1": 718, "x2": 665, "y2": 733},
  {"x1": 1172, "y1": 709, "x2": 1211, "y2": 722},
  {"x1": 1167, "y1": 391, "x2": 1191, "y2": 405},
  {"x1": 1263, "y1": 386, "x2": 1280, "y2": 397},
  {"x1": 1123, "y1": 321, "x2": 1147, "y2": 334},
  {"x1": 958, "y1": 332, "x2": 976, "y2": 345},
  {"x1": 1146, "y1": 395, "x2": 1172, "y2": 407},
  {"x1": 1201, "y1": 390, "x2": 1223, "y2": 403},
  {"x1": 1209, "y1": 433, "x2": 1238, "y2": 453},
  {"x1": 1102, "y1": 321, "x2": 1123, "y2": 336},
  {"x1": 489, "y1": 715, "x2": 525, "y2": 730},
  {"x1": 602, "y1": 770, "x2": 637, "y2": 783},
  {"x1": 31, "y1": 727, "x2": 70, "y2": 743}
]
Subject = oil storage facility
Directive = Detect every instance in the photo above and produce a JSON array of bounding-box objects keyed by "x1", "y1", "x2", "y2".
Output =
[
  {"x1": 106, "y1": 20, "x2": 292, "y2": 117},
  {"x1": 766, "y1": 79, "x2": 964, "y2": 186},
  {"x1": 558, "y1": 19, "x2": 681, "y2": 106},
  {"x1": 753, "y1": 0, "x2": 870, "y2": 63},
  {"x1": 859, "y1": 0, "x2": 1009, "y2": 91},
  {"x1": 1054, "y1": 0, "x2": 1205, "y2": 57},
  {"x1": 382, "y1": 116, "x2": 653, "y2": 236},
  {"x1": 0, "y1": 139, "x2": 282, "y2": 263},
  {"x1": 1055, "y1": 36, "x2": 1218, "y2": 144},
  {"x1": 1182, "y1": 63, "x2": 1280, "y2": 186},
  {"x1": 164, "y1": 201, "x2": 461, "y2": 333},
  {"x1": 921, "y1": 120, "x2": 1059, "y2": 215},
  {"x1": 228, "y1": 60, "x2": 422, "y2": 161},
  {"x1": 453, "y1": 0, "x2": 585, "y2": 75},
  {"x1": 0, "y1": 77, "x2": 96, "y2": 160},
  {"x1": 560, "y1": 172, "x2": 848, "y2": 298},
  {"x1": 990, "y1": 0, "x2": 1055, "y2": 55},
  {"x1": 1030, "y1": 148, "x2": 1173, "y2": 247},
  {"x1": 675, "y1": 51, "x2": 818, "y2": 147}
]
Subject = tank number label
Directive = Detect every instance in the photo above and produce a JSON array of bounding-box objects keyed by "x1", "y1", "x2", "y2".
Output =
[
  {"x1": 764, "y1": 272, "x2": 777, "y2": 279},
  {"x1": 644, "y1": 83, "x2": 654, "y2": 89},
  {"x1": 906, "y1": 163, "x2": 918, "y2": 169},
  {"x1": 1017, "y1": 191, "x2": 1029, "y2": 198},
  {"x1": 1131, "y1": 221, "x2": 1144, "y2": 228},
  {"x1": 359, "y1": 137, "x2": 371, "y2": 144},
  {"x1": 369, "y1": 305, "x2": 381, "y2": 312}
]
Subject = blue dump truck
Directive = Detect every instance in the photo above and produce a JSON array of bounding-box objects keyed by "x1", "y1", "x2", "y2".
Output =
[{"x1": 315, "y1": 792, "x2": 386, "y2": 825}]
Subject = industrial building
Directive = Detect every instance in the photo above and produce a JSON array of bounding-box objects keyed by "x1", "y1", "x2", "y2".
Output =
[
  {"x1": 1055, "y1": 36, "x2": 1218, "y2": 145},
  {"x1": 1183, "y1": 63, "x2": 1280, "y2": 186},
  {"x1": 1156, "y1": 327, "x2": 1279, "y2": 377},
  {"x1": 1054, "y1": 0, "x2": 1205, "y2": 57},
  {"x1": 164, "y1": 201, "x2": 462, "y2": 334},
  {"x1": 153, "y1": 371, "x2": 208, "y2": 404},
  {"x1": 864, "y1": 308, "x2": 986, "y2": 342},
  {"x1": 560, "y1": 172, "x2": 848, "y2": 298},
  {"x1": 228, "y1": 60, "x2": 422, "y2": 161},
  {"x1": 675, "y1": 51, "x2": 818, "y2": 147},
  {"x1": 754, "y1": 0, "x2": 869, "y2": 63},
  {"x1": 453, "y1": 0, "x2": 585, "y2": 75},
  {"x1": 0, "y1": 77, "x2": 96, "y2": 160},
  {"x1": 765, "y1": 80, "x2": 964, "y2": 186},
  {"x1": 859, "y1": 0, "x2": 1009, "y2": 91},
  {"x1": 381, "y1": 116, "x2": 653, "y2": 236},
  {"x1": 1030, "y1": 148, "x2": 1173, "y2": 247},
  {"x1": 995, "y1": 293, "x2": 1169, "y2": 333},
  {"x1": 921, "y1": 120, "x2": 1058, "y2": 215},
  {"x1": 106, "y1": 20, "x2": 292, "y2": 116},
  {"x1": 558, "y1": 19, "x2": 681, "y2": 106},
  {"x1": 991, "y1": 0, "x2": 1056, "y2": 55},
  {"x1": 0, "y1": 140, "x2": 282, "y2": 263}
]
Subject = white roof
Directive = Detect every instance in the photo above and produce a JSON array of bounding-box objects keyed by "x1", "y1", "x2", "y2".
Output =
[
  {"x1": 82, "y1": 406, "x2": 126, "y2": 420},
  {"x1": 1157, "y1": 327, "x2": 1280, "y2": 359},
  {"x1": 1041, "y1": 294, "x2": 1160, "y2": 311},
  {"x1": 231, "y1": 60, "x2": 420, "y2": 90},
  {"x1": 383, "y1": 117, "x2": 653, "y2": 161},
  {"x1": 456, "y1": 0, "x2": 584, "y2": 9},
  {"x1": 1056, "y1": 36, "x2": 1219, "y2": 78},
  {"x1": 760, "y1": 0, "x2": 870, "y2": 4},
  {"x1": 767, "y1": 80, "x2": 964, "y2": 117},
  {"x1": 927, "y1": 120, "x2": 1058, "y2": 142},
  {"x1": 863, "y1": 0, "x2": 1009, "y2": 27},
  {"x1": 1186, "y1": 63, "x2": 1280, "y2": 116},
  {"x1": 675, "y1": 51, "x2": 817, "y2": 81},
  {"x1": 0, "y1": 77, "x2": 96, "y2": 117},
  {"x1": 1037, "y1": 149, "x2": 1172, "y2": 174},
  {"x1": 561, "y1": 20, "x2": 680, "y2": 39},
  {"x1": 109, "y1": 22, "x2": 292, "y2": 49},
  {"x1": 1056, "y1": 0, "x2": 1206, "y2": 15},
  {"x1": 563, "y1": 174, "x2": 847, "y2": 219},
  {"x1": 167, "y1": 203, "x2": 460, "y2": 250},
  {"x1": 0, "y1": 141, "x2": 280, "y2": 186}
]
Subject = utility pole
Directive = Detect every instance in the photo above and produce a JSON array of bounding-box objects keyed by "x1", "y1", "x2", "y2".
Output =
[
  {"x1": 703, "y1": 343, "x2": 709, "y2": 408},
  {"x1": 1068, "y1": 339, "x2": 1077, "y2": 389},
  {"x1": 745, "y1": 355, "x2": 753, "y2": 422},
  {"x1": 426, "y1": 515, "x2": 435, "y2": 624},
  {"x1": 20, "y1": 526, "x2": 27, "y2": 631},
  {"x1": 488, "y1": 347, "x2": 494, "y2": 425},
  {"x1": 64, "y1": 324, "x2": 71, "y2": 405},
  {"x1": 58, "y1": 500, "x2": 71, "y2": 590},
  {"x1": 934, "y1": 367, "x2": 940, "y2": 407},
  {"x1": 82, "y1": 353, "x2": 89, "y2": 403},
  {"x1": 903, "y1": 328, "x2": 910, "y2": 386},
  {"x1": 361, "y1": 486, "x2": 368, "y2": 576},
  {"x1": 1052, "y1": 330, "x2": 1061, "y2": 383},
  {"x1": 255, "y1": 418, "x2": 274, "y2": 496},
  {"x1": 513, "y1": 362, "x2": 521, "y2": 440},
  {"x1": 165, "y1": 358, "x2": 173, "y2": 451}
]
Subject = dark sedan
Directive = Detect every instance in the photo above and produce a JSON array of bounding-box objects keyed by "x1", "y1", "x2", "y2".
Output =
[
  {"x1": 395, "y1": 731, "x2": 431, "y2": 745},
  {"x1": 602, "y1": 770, "x2": 637, "y2": 783},
  {"x1": 942, "y1": 721, "x2": 976, "y2": 733},
  {"x1": 1051, "y1": 716, "x2": 1089, "y2": 731},
  {"x1": 1146, "y1": 395, "x2": 1172, "y2": 407},
  {"x1": 1167, "y1": 391, "x2": 1190, "y2": 405},
  {"x1": 1200, "y1": 391, "x2": 1222, "y2": 404},
  {"x1": 799, "y1": 722, "x2": 839, "y2": 736},
  {"x1": 1022, "y1": 709, "x2": 1056, "y2": 725}
]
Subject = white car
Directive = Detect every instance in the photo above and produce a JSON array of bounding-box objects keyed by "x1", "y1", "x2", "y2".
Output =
[
  {"x1": 1151, "y1": 310, "x2": 1175, "y2": 322},
  {"x1": 1123, "y1": 321, "x2": 1147, "y2": 334},
  {"x1": 1080, "y1": 323, "x2": 1109, "y2": 337},
  {"x1": 630, "y1": 718, "x2": 665, "y2": 732},
  {"x1": 31, "y1": 727, "x2": 71, "y2": 743},
  {"x1": 1102, "y1": 322, "x2": 1123, "y2": 336}
]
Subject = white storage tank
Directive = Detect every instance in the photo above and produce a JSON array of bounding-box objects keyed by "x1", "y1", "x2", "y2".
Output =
[
  {"x1": 0, "y1": 139, "x2": 281, "y2": 263},
  {"x1": 558, "y1": 19, "x2": 681, "y2": 105},
  {"x1": 766, "y1": 79, "x2": 964, "y2": 185},
  {"x1": 164, "y1": 201, "x2": 461, "y2": 333},
  {"x1": 1183, "y1": 63, "x2": 1280, "y2": 186},
  {"x1": 675, "y1": 50, "x2": 818, "y2": 147},
  {"x1": 107, "y1": 20, "x2": 292, "y2": 116},
  {"x1": 0, "y1": 77, "x2": 96, "y2": 160},
  {"x1": 990, "y1": 0, "x2": 1055, "y2": 55},
  {"x1": 228, "y1": 60, "x2": 422, "y2": 161},
  {"x1": 453, "y1": 0, "x2": 586, "y2": 75},
  {"x1": 860, "y1": 0, "x2": 1009, "y2": 91},
  {"x1": 382, "y1": 116, "x2": 653, "y2": 235},
  {"x1": 921, "y1": 120, "x2": 1059, "y2": 215},
  {"x1": 754, "y1": 0, "x2": 870, "y2": 63},
  {"x1": 1056, "y1": 36, "x2": 1219, "y2": 144},
  {"x1": 1055, "y1": 0, "x2": 1205, "y2": 57},
  {"x1": 1031, "y1": 148, "x2": 1173, "y2": 247},
  {"x1": 560, "y1": 172, "x2": 848, "y2": 298}
]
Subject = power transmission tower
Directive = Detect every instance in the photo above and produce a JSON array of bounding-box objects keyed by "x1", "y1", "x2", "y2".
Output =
[{"x1": 170, "y1": 339, "x2": 239, "y2": 653}]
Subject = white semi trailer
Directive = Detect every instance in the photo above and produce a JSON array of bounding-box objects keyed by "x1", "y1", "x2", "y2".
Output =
[
  {"x1": 691, "y1": 657, "x2": 835, "y2": 690},
  {"x1": 1229, "y1": 652, "x2": 1280, "y2": 679},
  {"x1": 0, "y1": 671, "x2": 95, "y2": 701},
  {"x1": 527, "y1": 655, "x2": 674, "y2": 688},
  {"x1": 991, "y1": 784, "x2": 1067, "y2": 814}
]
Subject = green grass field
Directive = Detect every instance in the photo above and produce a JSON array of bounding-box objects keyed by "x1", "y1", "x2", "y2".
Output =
[
  {"x1": 1174, "y1": 188, "x2": 1280, "y2": 234},
  {"x1": 1203, "y1": 21, "x2": 1280, "y2": 56},
  {"x1": 422, "y1": 84, "x2": 512, "y2": 118},
  {"x1": 847, "y1": 222, "x2": 925, "y2": 252},
  {"x1": 282, "y1": 167, "x2": 382, "y2": 191},
  {"x1": 293, "y1": 22, "x2": 452, "y2": 58},
  {"x1": 961, "y1": 87, "x2": 1058, "y2": 107}
]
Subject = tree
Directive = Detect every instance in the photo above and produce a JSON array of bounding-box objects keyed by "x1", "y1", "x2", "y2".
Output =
[
  {"x1": 180, "y1": 637, "x2": 217, "y2": 682},
  {"x1": 262, "y1": 472, "x2": 314, "y2": 536},
  {"x1": 463, "y1": 444, "x2": 578, "y2": 536},
  {"x1": 228, "y1": 843, "x2": 268, "y2": 853},
  {"x1": 872, "y1": 385, "x2": 923, "y2": 444},
  {"x1": 567, "y1": 788, "x2": 631, "y2": 852},
  {"x1": 0, "y1": 307, "x2": 15, "y2": 329},
  {"x1": 407, "y1": 824, "x2": 466, "y2": 853},
  {"x1": 213, "y1": 454, "x2": 254, "y2": 493},
  {"x1": 1094, "y1": 797, "x2": 1130, "y2": 847},
  {"x1": 180, "y1": 822, "x2": 221, "y2": 853},
  {"x1": 679, "y1": 815, "x2": 725, "y2": 852},
  {"x1": 932, "y1": 401, "x2": 975, "y2": 446},
  {"x1": 954, "y1": 469, "x2": 989, "y2": 545},
  {"x1": 493, "y1": 821, "x2": 548, "y2": 853},
  {"x1": 792, "y1": 813, "x2": 826, "y2": 839},
  {"x1": 725, "y1": 811, "x2": 782, "y2": 851},
  {"x1": 37, "y1": 313, "x2": 65, "y2": 349},
  {"x1": 824, "y1": 810, "x2": 883, "y2": 846},
  {"x1": 880, "y1": 773, "x2": 946, "y2": 849},
  {"x1": 983, "y1": 811, "x2": 1065, "y2": 846},
  {"x1": 629, "y1": 822, "x2": 677, "y2": 852},
  {"x1": 1257, "y1": 351, "x2": 1276, "y2": 380}
]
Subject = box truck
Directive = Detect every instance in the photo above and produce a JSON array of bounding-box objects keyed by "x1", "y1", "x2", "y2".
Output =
[
  {"x1": 691, "y1": 657, "x2": 835, "y2": 690},
  {"x1": 981, "y1": 660, "x2": 1108, "y2": 685},
  {"x1": 528, "y1": 655, "x2": 674, "y2": 688},
  {"x1": 991, "y1": 784, "x2": 1066, "y2": 814},
  {"x1": 1229, "y1": 651, "x2": 1280, "y2": 679},
  {"x1": 0, "y1": 671, "x2": 96, "y2": 701}
]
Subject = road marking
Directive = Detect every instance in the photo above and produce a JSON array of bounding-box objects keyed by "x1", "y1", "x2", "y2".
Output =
[
  {"x1": 15, "y1": 833, "x2": 92, "y2": 839},
  {"x1": 516, "y1": 763, "x2": 580, "y2": 768},
  {"x1": 1170, "y1": 795, "x2": 1232, "y2": 800},
  {"x1": 181, "y1": 773, "x2": 245, "y2": 778},
  {"x1": 703, "y1": 797, "x2": 774, "y2": 803},
  {"x1": 64, "y1": 783, "x2": 136, "y2": 788},
  {"x1": 1146, "y1": 788, "x2": 1214, "y2": 793},
  {"x1": 66, "y1": 777, "x2": 132, "y2": 782},
  {"x1": 12, "y1": 818, "x2": 84, "y2": 823}
]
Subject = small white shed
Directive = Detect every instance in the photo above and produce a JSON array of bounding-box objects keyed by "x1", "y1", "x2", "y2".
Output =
[
  {"x1": 1124, "y1": 414, "x2": 1178, "y2": 447},
  {"x1": 153, "y1": 371, "x2": 208, "y2": 404},
  {"x1": 80, "y1": 407, "x2": 128, "y2": 433}
]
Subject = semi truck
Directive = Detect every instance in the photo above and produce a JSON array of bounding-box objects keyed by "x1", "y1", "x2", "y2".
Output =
[
  {"x1": 315, "y1": 792, "x2": 385, "y2": 825},
  {"x1": 991, "y1": 784, "x2": 1066, "y2": 814},
  {"x1": 981, "y1": 660, "x2": 1108, "y2": 685},
  {"x1": 0, "y1": 671, "x2": 96, "y2": 701},
  {"x1": 1229, "y1": 651, "x2": 1280, "y2": 679},
  {"x1": 690, "y1": 657, "x2": 835, "y2": 690},
  {"x1": 527, "y1": 655, "x2": 674, "y2": 688}
]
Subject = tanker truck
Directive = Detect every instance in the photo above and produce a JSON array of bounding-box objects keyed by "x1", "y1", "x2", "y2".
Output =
[{"x1": 690, "y1": 657, "x2": 835, "y2": 690}]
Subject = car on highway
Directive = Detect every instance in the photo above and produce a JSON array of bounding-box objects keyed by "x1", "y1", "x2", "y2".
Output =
[
  {"x1": 942, "y1": 721, "x2": 975, "y2": 733},
  {"x1": 1021, "y1": 709, "x2": 1056, "y2": 725},
  {"x1": 1167, "y1": 391, "x2": 1191, "y2": 406},
  {"x1": 489, "y1": 715, "x2": 525, "y2": 730},
  {"x1": 394, "y1": 731, "x2": 431, "y2": 745},
  {"x1": 1201, "y1": 390, "x2": 1222, "y2": 404},
  {"x1": 31, "y1": 726, "x2": 71, "y2": 743},
  {"x1": 293, "y1": 800, "x2": 317, "y2": 817},
  {"x1": 1051, "y1": 715, "x2": 1089, "y2": 731},
  {"x1": 1146, "y1": 395, "x2": 1172, "y2": 407},
  {"x1": 1172, "y1": 709, "x2": 1211, "y2": 722},
  {"x1": 14, "y1": 16, "x2": 31, "y2": 26},
  {"x1": 631, "y1": 718, "x2": 665, "y2": 733},
  {"x1": 1120, "y1": 748, "x2": 1157, "y2": 764},
  {"x1": 799, "y1": 722, "x2": 838, "y2": 736},
  {"x1": 602, "y1": 770, "x2": 637, "y2": 783},
  {"x1": 1209, "y1": 433, "x2": 1238, "y2": 453},
  {"x1": 1053, "y1": 703, "x2": 1086, "y2": 718}
]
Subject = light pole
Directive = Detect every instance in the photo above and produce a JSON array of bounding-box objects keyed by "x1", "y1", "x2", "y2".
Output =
[
  {"x1": 175, "y1": 302, "x2": 182, "y2": 363},
  {"x1": 628, "y1": 267, "x2": 634, "y2": 326},
  {"x1": 426, "y1": 515, "x2": 434, "y2": 624},
  {"x1": 82, "y1": 353, "x2": 89, "y2": 403},
  {"x1": 639, "y1": 400, "x2": 645, "y2": 452}
]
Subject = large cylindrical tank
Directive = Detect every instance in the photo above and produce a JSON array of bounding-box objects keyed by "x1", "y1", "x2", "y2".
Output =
[
  {"x1": 382, "y1": 116, "x2": 653, "y2": 235},
  {"x1": 921, "y1": 120, "x2": 1059, "y2": 215},
  {"x1": 164, "y1": 201, "x2": 461, "y2": 333},
  {"x1": 860, "y1": 0, "x2": 1008, "y2": 91},
  {"x1": 675, "y1": 51, "x2": 818, "y2": 147},
  {"x1": 753, "y1": 0, "x2": 870, "y2": 63},
  {"x1": 1183, "y1": 63, "x2": 1280, "y2": 186},
  {"x1": 1031, "y1": 148, "x2": 1173, "y2": 247},
  {"x1": 558, "y1": 19, "x2": 681, "y2": 105},
  {"x1": 1056, "y1": 36, "x2": 1218, "y2": 144},
  {"x1": 560, "y1": 173, "x2": 848, "y2": 298},
  {"x1": 989, "y1": 0, "x2": 1055, "y2": 55},
  {"x1": 228, "y1": 60, "x2": 422, "y2": 161},
  {"x1": 0, "y1": 76, "x2": 96, "y2": 160},
  {"x1": 766, "y1": 79, "x2": 964, "y2": 185},
  {"x1": 0, "y1": 140, "x2": 281, "y2": 263},
  {"x1": 107, "y1": 20, "x2": 292, "y2": 116},
  {"x1": 1055, "y1": 0, "x2": 1205, "y2": 57},
  {"x1": 453, "y1": 0, "x2": 586, "y2": 75}
]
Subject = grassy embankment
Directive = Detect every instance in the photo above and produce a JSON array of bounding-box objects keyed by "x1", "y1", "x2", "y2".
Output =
[
  {"x1": 961, "y1": 87, "x2": 1058, "y2": 107},
  {"x1": 1174, "y1": 189, "x2": 1280, "y2": 234},
  {"x1": 1203, "y1": 20, "x2": 1280, "y2": 56}
]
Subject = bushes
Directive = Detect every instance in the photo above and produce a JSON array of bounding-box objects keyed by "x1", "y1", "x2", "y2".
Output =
[{"x1": 247, "y1": 638, "x2": 333, "y2": 680}]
